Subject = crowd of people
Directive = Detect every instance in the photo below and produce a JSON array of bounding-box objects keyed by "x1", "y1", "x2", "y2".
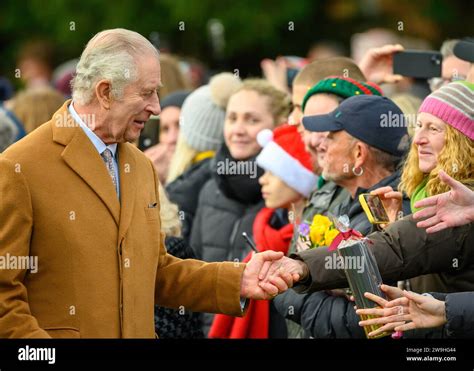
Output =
[{"x1": 0, "y1": 28, "x2": 473, "y2": 340}]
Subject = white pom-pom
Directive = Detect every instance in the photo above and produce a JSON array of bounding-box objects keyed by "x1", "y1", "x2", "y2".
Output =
[
  {"x1": 257, "y1": 129, "x2": 273, "y2": 148},
  {"x1": 209, "y1": 72, "x2": 242, "y2": 108}
]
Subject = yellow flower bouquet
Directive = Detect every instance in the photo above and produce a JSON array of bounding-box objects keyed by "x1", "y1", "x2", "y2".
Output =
[{"x1": 297, "y1": 214, "x2": 340, "y2": 251}]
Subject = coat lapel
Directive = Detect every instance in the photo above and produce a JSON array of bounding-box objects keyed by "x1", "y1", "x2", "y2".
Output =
[
  {"x1": 52, "y1": 101, "x2": 120, "y2": 225},
  {"x1": 117, "y1": 143, "x2": 137, "y2": 239}
]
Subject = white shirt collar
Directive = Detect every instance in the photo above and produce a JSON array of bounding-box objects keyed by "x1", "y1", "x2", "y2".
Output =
[{"x1": 68, "y1": 102, "x2": 117, "y2": 157}]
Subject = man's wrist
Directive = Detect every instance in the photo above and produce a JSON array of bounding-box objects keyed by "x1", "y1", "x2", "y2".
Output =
[
  {"x1": 438, "y1": 300, "x2": 448, "y2": 326},
  {"x1": 295, "y1": 259, "x2": 309, "y2": 281}
]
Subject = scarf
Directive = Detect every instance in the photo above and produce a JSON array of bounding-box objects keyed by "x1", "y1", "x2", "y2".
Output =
[
  {"x1": 208, "y1": 207, "x2": 293, "y2": 338},
  {"x1": 410, "y1": 177, "x2": 429, "y2": 213},
  {"x1": 212, "y1": 144, "x2": 264, "y2": 205}
]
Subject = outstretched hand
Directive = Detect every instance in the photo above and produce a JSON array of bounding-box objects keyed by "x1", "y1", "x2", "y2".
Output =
[
  {"x1": 390, "y1": 290, "x2": 447, "y2": 332},
  {"x1": 354, "y1": 284, "x2": 405, "y2": 338},
  {"x1": 413, "y1": 171, "x2": 474, "y2": 233},
  {"x1": 356, "y1": 285, "x2": 447, "y2": 335}
]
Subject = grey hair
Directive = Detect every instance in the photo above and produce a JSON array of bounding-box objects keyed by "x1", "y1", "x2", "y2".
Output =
[
  {"x1": 71, "y1": 28, "x2": 159, "y2": 105},
  {"x1": 367, "y1": 146, "x2": 401, "y2": 172},
  {"x1": 348, "y1": 136, "x2": 400, "y2": 172},
  {"x1": 440, "y1": 39, "x2": 460, "y2": 58}
]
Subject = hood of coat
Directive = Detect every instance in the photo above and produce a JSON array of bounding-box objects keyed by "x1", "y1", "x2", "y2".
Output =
[{"x1": 211, "y1": 143, "x2": 264, "y2": 205}]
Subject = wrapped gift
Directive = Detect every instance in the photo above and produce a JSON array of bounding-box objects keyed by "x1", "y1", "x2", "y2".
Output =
[
  {"x1": 328, "y1": 215, "x2": 390, "y2": 339},
  {"x1": 337, "y1": 239, "x2": 390, "y2": 339}
]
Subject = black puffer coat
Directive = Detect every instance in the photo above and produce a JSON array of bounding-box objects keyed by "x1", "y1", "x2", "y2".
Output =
[
  {"x1": 190, "y1": 144, "x2": 265, "y2": 335},
  {"x1": 190, "y1": 145, "x2": 265, "y2": 263}
]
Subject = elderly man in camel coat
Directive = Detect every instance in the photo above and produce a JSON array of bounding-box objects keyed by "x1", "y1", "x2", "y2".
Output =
[{"x1": 0, "y1": 29, "x2": 296, "y2": 338}]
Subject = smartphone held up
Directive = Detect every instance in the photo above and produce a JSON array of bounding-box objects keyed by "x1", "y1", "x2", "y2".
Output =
[
  {"x1": 393, "y1": 50, "x2": 442, "y2": 79},
  {"x1": 359, "y1": 193, "x2": 391, "y2": 224}
]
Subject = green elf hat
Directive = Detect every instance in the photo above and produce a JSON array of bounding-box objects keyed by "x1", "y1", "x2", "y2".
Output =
[{"x1": 301, "y1": 76, "x2": 383, "y2": 112}]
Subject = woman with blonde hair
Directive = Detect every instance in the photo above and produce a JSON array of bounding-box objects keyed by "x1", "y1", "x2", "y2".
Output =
[
  {"x1": 399, "y1": 115, "x2": 473, "y2": 202},
  {"x1": 373, "y1": 80, "x2": 474, "y2": 294}
]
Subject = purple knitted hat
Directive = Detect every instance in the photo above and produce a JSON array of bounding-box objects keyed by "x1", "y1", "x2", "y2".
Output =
[{"x1": 418, "y1": 81, "x2": 474, "y2": 140}]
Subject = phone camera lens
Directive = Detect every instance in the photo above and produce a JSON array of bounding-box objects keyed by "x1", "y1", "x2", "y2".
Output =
[{"x1": 431, "y1": 56, "x2": 441, "y2": 65}]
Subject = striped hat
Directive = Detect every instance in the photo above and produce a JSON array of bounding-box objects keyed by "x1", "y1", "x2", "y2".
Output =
[
  {"x1": 418, "y1": 81, "x2": 474, "y2": 140},
  {"x1": 301, "y1": 76, "x2": 383, "y2": 112}
]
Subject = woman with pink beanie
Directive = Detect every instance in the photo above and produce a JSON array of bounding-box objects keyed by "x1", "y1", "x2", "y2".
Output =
[{"x1": 373, "y1": 80, "x2": 473, "y2": 294}]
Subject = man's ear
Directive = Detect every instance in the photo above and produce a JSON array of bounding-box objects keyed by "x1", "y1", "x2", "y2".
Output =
[
  {"x1": 353, "y1": 141, "x2": 369, "y2": 168},
  {"x1": 95, "y1": 80, "x2": 112, "y2": 110}
]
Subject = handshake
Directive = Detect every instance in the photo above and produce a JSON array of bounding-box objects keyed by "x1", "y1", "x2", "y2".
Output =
[{"x1": 239, "y1": 251, "x2": 310, "y2": 301}]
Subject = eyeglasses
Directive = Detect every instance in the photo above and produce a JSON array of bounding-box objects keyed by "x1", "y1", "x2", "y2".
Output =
[{"x1": 428, "y1": 75, "x2": 467, "y2": 91}]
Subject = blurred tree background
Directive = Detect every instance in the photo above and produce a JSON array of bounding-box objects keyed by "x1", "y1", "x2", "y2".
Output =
[{"x1": 1, "y1": 0, "x2": 472, "y2": 86}]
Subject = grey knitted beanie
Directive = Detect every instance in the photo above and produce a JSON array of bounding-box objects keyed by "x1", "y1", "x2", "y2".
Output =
[{"x1": 179, "y1": 72, "x2": 241, "y2": 152}]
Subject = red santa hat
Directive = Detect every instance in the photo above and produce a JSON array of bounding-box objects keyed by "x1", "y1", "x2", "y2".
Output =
[{"x1": 256, "y1": 124, "x2": 318, "y2": 198}]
